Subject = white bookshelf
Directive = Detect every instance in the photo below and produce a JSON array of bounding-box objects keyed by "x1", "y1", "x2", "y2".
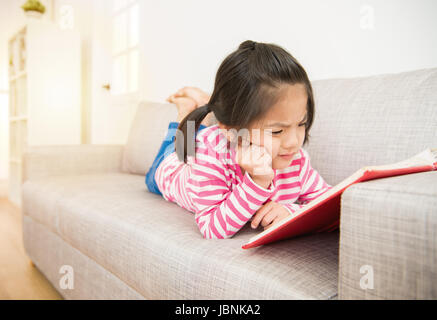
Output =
[{"x1": 8, "y1": 20, "x2": 81, "y2": 207}]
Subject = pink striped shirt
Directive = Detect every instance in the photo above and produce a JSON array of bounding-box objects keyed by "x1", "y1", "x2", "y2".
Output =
[{"x1": 155, "y1": 124, "x2": 332, "y2": 239}]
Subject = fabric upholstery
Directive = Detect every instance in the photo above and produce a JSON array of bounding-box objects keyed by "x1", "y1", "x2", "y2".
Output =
[
  {"x1": 308, "y1": 68, "x2": 437, "y2": 186},
  {"x1": 122, "y1": 102, "x2": 178, "y2": 175},
  {"x1": 23, "y1": 145, "x2": 124, "y2": 182},
  {"x1": 339, "y1": 171, "x2": 437, "y2": 299},
  {"x1": 22, "y1": 214, "x2": 145, "y2": 300},
  {"x1": 22, "y1": 173, "x2": 339, "y2": 299}
]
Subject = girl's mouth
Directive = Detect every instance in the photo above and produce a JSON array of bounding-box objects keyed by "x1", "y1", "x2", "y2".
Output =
[{"x1": 279, "y1": 153, "x2": 295, "y2": 159}]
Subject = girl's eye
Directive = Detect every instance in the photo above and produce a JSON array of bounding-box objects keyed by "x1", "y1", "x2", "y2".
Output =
[{"x1": 269, "y1": 123, "x2": 307, "y2": 135}]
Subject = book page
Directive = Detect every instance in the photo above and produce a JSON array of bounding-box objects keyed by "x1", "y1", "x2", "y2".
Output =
[{"x1": 364, "y1": 148, "x2": 435, "y2": 171}]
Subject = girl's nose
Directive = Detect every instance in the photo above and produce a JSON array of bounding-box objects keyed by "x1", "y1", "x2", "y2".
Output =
[{"x1": 282, "y1": 130, "x2": 299, "y2": 150}]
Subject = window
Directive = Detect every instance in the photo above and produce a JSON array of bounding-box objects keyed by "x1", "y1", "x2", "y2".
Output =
[{"x1": 112, "y1": 0, "x2": 139, "y2": 95}]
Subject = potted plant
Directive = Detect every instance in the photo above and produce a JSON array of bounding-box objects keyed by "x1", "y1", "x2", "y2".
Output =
[{"x1": 21, "y1": 0, "x2": 46, "y2": 18}]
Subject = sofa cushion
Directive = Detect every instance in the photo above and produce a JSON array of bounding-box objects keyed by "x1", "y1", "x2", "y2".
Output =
[
  {"x1": 21, "y1": 173, "x2": 145, "y2": 236},
  {"x1": 307, "y1": 68, "x2": 437, "y2": 186},
  {"x1": 122, "y1": 101, "x2": 218, "y2": 176},
  {"x1": 22, "y1": 173, "x2": 339, "y2": 299},
  {"x1": 122, "y1": 101, "x2": 179, "y2": 175}
]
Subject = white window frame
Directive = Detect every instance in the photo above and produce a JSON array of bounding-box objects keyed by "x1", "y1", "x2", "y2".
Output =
[{"x1": 111, "y1": 0, "x2": 140, "y2": 97}]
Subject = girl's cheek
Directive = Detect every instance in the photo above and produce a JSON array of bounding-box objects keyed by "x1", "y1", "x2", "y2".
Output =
[
  {"x1": 271, "y1": 140, "x2": 281, "y2": 158},
  {"x1": 263, "y1": 137, "x2": 279, "y2": 158},
  {"x1": 259, "y1": 134, "x2": 276, "y2": 156}
]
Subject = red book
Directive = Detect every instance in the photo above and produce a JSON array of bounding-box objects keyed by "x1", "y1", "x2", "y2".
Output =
[{"x1": 242, "y1": 148, "x2": 437, "y2": 249}]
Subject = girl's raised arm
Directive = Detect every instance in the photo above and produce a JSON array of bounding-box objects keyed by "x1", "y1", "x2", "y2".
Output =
[
  {"x1": 296, "y1": 149, "x2": 332, "y2": 206},
  {"x1": 186, "y1": 138, "x2": 276, "y2": 239}
]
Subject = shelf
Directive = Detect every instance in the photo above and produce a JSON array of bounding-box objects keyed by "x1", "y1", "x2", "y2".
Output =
[
  {"x1": 9, "y1": 116, "x2": 28, "y2": 122},
  {"x1": 9, "y1": 25, "x2": 26, "y2": 83},
  {"x1": 7, "y1": 20, "x2": 81, "y2": 208},
  {"x1": 9, "y1": 71, "x2": 27, "y2": 82}
]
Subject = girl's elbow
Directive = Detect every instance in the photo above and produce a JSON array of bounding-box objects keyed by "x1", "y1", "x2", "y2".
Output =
[{"x1": 199, "y1": 227, "x2": 234, "y2": 240}]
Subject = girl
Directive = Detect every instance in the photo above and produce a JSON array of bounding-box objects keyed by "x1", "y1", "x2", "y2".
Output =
[{"x1": 145, "y1": 40, "x2": 332, "y2": 239}]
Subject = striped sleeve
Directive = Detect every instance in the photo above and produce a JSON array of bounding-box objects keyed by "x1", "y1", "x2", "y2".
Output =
[
  {"x1": 187, "y1": 139, "x2": 275, "y2": 239},
  {"x1": 297, "y1": 148, "x2": 332, "y2": 205}
]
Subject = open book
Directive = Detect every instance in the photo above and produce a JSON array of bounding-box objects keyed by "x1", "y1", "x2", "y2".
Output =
[{"x1": 242, "y1": 148, "x2": 437, "y2": 249}]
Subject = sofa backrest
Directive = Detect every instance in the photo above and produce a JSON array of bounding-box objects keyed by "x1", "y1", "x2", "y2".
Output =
[
  {"x1": 121, "y1": 101, "x2": 217, "y2": 175},
  {"x1": 307, "y1": 67, "x2": 437, "y2": 185},
  {"x1": 123, "y1": 68, "x2": 437, "y2": 185},
  {"x1": 122, "y1": 101, "x2": 178, "y2": 175}
]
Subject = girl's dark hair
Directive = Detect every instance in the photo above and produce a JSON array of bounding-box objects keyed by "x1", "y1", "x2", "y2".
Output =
[{"x1": 175, "y1": 40, "x2": 315, "y2": 163}]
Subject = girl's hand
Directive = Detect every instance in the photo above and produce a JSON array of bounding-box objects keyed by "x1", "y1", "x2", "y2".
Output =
[
  {"x1": 235, "y1": 137, "x2": 274, "y2": 189},
  {"x1": 251, "y1": 200, "x2": 290, "y2": 230}
]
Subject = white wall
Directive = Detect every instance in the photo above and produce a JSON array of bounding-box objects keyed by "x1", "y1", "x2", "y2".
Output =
[{"x1": 140, "y1": 0, "x2": 437, "y2": 102}]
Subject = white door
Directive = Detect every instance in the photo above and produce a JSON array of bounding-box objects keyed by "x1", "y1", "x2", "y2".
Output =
[{"x1": 90, "y1": 0, "x2": 142, "y2": 144}]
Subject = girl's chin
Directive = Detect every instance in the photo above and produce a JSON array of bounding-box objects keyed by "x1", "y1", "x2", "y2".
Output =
[{"x1": 272, "y1": 158, "x2": 293, "y2": 170}]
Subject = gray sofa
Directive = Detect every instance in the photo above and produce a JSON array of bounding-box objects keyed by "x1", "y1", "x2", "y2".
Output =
[{"x1": 21, "y1": 68, "x2": 437, "y2": 299}]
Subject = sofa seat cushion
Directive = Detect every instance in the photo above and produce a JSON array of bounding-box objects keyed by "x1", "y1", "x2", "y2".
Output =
[{"x1": 22, "y1": 173, "x2": 339, "y2": 299}]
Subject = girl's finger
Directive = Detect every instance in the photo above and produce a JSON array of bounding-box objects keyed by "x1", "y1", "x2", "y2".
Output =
[
  {"x1": 264, "y1": 216, "x2": 281, "y2": 230},
  {"x1": 260, "y1": 208, "x2": 278, "y2": 227},
  {"x1": 259, "y1": 152, "x2": 273, "y2": 168},
  {"x1": 236, "y1": 138, "x2": 250, "y2": 160},
  {"x1": 251, "y1": 201, "x2": 275, "y2": 229}
]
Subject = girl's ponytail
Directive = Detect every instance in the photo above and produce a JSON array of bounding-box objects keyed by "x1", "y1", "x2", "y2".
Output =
[{"x1": 175, "y1": 104, "x2": 212, "y2": 163}]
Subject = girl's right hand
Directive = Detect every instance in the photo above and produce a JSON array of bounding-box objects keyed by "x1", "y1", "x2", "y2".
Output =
[{"x1": 235, "y1": 138, "x2": 274, "y2": 189}]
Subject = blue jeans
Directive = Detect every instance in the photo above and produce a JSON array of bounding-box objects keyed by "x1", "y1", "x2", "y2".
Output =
[{"x1": 145, "y1": 121, "x2": 208, "y2": 196}]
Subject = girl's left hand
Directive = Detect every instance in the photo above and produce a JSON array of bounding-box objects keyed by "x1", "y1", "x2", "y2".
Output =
[{"x1": 250, "y1": 200, "x2": 290, "y2": 230}]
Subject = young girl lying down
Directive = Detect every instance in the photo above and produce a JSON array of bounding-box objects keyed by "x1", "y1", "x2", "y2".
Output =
[{"x1": 145, "y1": 40, "x2": 332, "y2": 239}]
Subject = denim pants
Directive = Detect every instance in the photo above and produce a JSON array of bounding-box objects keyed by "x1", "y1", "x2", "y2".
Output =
[{"x1": 145, "y1": 121, "x2": 208, "y2": 196}]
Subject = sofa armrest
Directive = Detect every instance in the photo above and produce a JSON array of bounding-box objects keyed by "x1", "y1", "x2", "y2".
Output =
[
  {"x1": 22, "y1": 144, "x2": 125, "y2": 182},
  {"x1": 338, "y1": 171, "x2": 437, "y2": 299}
]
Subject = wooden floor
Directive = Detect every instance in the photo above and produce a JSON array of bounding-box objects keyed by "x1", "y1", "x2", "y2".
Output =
[{"x1": 0, "y1": 198, "x2": 62, "y2": 300}]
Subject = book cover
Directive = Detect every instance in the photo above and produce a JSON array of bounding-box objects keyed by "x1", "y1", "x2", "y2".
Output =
[{"x1": 242, "y1": 148, "x2": 437, "y2": 249}]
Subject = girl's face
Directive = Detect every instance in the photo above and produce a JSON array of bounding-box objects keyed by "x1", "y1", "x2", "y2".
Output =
[
  {"x1": 218, "y1": 83, "x2": 308, "y2": 171},
  {"x1": 250, "y1": 83, "x2": 308, "y2": 170}
]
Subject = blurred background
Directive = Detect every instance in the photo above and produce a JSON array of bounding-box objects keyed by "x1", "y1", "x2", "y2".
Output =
[{"x1": 0, "y1": 0, "x2": 436, "y2": 206}]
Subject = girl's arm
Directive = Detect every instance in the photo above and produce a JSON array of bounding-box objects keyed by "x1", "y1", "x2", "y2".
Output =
[
  {"x1": 278, "y1": 149, "x2": 331, "y2": 217},
  {"x1": 295, "y1": 148, "x2": 332, "y2": 207},
  {"x1": 186, "y1": 140, "x2": 276, "y2": 239}
]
